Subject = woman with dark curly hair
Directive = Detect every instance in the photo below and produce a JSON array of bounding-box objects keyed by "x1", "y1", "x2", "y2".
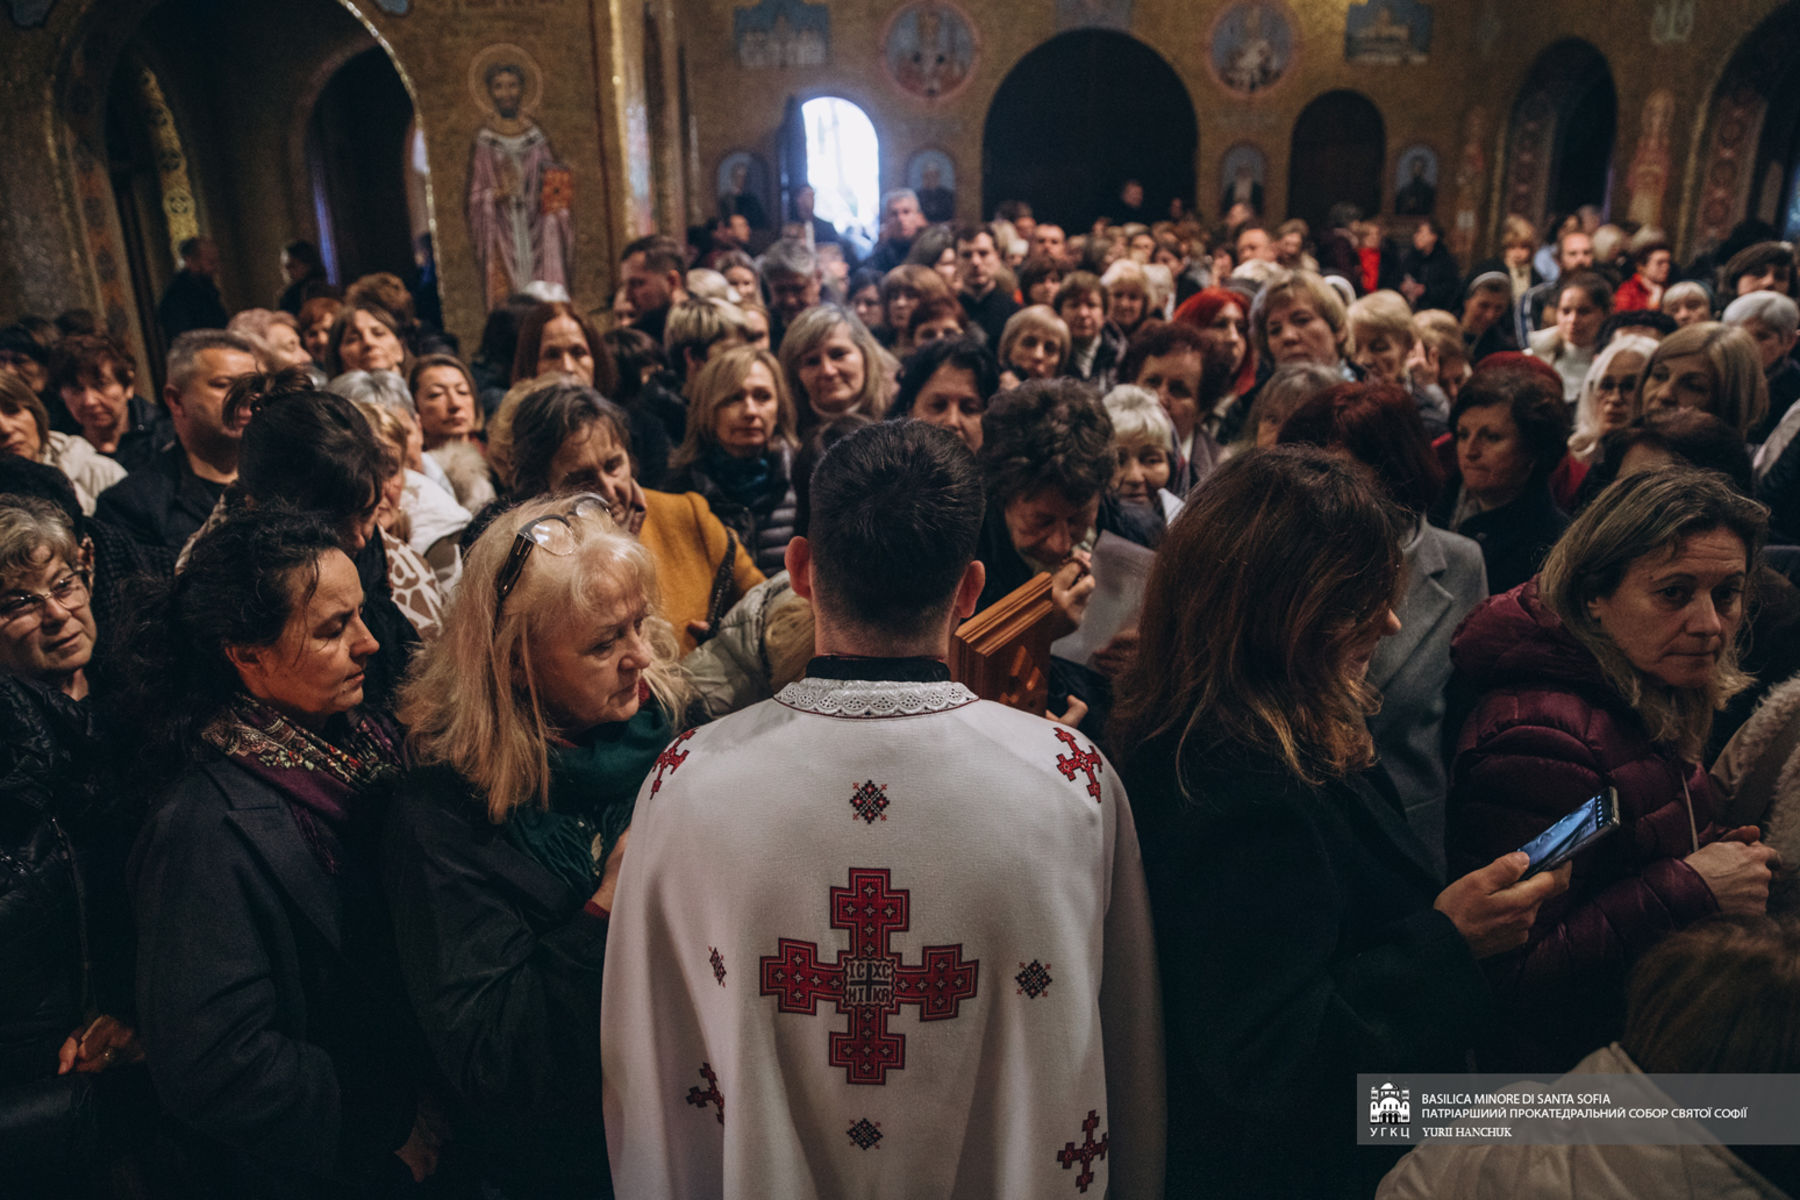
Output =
[
  {"x1": 124, "y1": 506, "x2": 438, "y2": 1193},
  {"x1": 974, "y1": 378, "x2": 1113, "y2": 628},
  {"x1": 1428, "y1": 362, "x2": 1572, "y2": 594}
]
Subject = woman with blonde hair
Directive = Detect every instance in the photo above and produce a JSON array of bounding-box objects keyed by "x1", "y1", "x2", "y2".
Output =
[
  {"x1": 1449, "y1": 468, "x2": 1779, "y2": 1071},
  {"x1": 385, "y1": 494, "x2": 686, "y2": 1199},
  {"x1": 664, "y1": 345, "x2": 799, "y2": 574},
  {"x1": 775, "y1": 303, "x2": 896, "y2": 429},
  {"x1": 1637, "y1": 320, "x2": 1769, "y2": 439},
  {"x1": 1568, "y1": 333, "x2": 1659, "y2": 462},
  {"x1": 1250, "y1": 268, "x2": 1352, "y2": 374},
  {"x1": 997, "y1": 304, "x2": 1071, "y2": 386},
  {"x1": 1100, "y1": 258, "x2": 1155, "y2": 340}
]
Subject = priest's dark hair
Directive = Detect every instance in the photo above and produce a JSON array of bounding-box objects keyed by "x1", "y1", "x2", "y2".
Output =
[{"x1": 806, "y1": 421, "x2": 984, "y2": 637}]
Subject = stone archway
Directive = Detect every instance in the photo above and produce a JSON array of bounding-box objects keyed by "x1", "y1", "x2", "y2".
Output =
[
  {"x1": 1501, "y1": 39, "x2": 1617, "y2": 224},
  {"x1": 982, "y1": 30, "x2": 1197, "y2": 231},
  {"x1": 1287, "y1": 89, "x2": 1385, "y2": 230}
]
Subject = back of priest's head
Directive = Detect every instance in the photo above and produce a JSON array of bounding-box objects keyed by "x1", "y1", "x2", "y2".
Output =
[{"x1": 800, "y1": 420, "x2": 984, "y2": 642}]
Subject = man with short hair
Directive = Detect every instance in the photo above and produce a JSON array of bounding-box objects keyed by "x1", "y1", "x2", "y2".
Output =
[
  {"x1": 621, "y1": 234, "x2": 689, "y2": 346},
  {"x1": 602, "y1": 420, "x2": 1165, "y2": 1199},
  {"x1": 955, "y1": 223, "x2": 1018, "y2": 345},
  {"x1": 1032, "y1": 221, "x2": 1068, "y2": 263},
  {"x1": 1234, "y1": 224, "x2": 1279, "y2": 264},
  {"x1": 94, "y1": 330, "x2": 259, "y2": 550},
  {"x1": 867, "y1": 188, "x2": 928, "y2": 273},
  {"x1": 1518, "y1": 229, "x2": 1599, "y2": 341},
  {"x1": 156, "y1": 236, "x2": 228, "y2": 342},
  {"x1": 760, "y1": 238, "x2": 822, "y2": 347},
  {"x1": 793, "y1": 185, "x2": 847, "y2": 257}
]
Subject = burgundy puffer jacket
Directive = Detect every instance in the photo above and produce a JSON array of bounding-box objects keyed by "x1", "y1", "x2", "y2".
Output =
[{"x1": 1448, "y1": 580, "x2": 1722, "y2": 1072}]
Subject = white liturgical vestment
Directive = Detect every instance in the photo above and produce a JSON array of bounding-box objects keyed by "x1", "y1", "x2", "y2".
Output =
[{"x1": 601, "y1": 672, "x2": 1166, "y2": 1198}]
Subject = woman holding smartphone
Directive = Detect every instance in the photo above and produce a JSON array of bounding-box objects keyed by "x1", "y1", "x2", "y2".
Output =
[
  {"x1": 1114, "y1": 447, "x2": 1568, "y2": 1200},
  {"x1": 1448, "y1": 467, "x2": 1780, "y2": 1073}
]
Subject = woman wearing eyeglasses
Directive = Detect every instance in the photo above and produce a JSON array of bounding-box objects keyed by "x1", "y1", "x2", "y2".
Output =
[
  {"x1": 124, "y1": 505, "x2": 441, "y2": 1194},
  {"x1": 0, "y1": 497, "x2": 162, "y2": 1196},
  {"x1": 383, "y1": 495, "x2": 687, "y2": 1199}
]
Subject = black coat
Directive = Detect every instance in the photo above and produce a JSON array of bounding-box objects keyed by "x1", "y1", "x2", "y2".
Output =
[
  {"x1": 0, "y1": 679, "x2": 135, "y2": 1079},
  {"x1": 662, "y1": 445, "x2": 797, "y2": 575},
  {"x1": 959, "y1": 286, "x2": 1018, "y2": 347},
  {"x1": 129, "y1": 758, "x2": 421, "y2": 1197},
  {"x1": 156, "y1": 270, "x2": 229, "y2": 341},
  {"x1": 92, "y1": 440, "x2": 227, "y2": 552},
  {"x1": 0, "y1": 677, "x2": 148, "y2": 1196},
  {"x1": 1429, "y1": 481, "x2": 1570, "y2": 596},
  {"x1": 1400, "y1": 244, "x2": 1463, "y2": 313},
  {"x1": 383, "y1": 765, "x2": 613, "y2": 1199},
  {"x1": 1118, "y1": 739, "x2": 1490, "y2": 1199}
]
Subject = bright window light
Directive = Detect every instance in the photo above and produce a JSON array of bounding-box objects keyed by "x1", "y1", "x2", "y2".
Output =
[{"x1": 803, "y1": 97, "x2": 879, "y2": 248}]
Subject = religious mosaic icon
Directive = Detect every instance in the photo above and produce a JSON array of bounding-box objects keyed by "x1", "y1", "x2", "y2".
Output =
[
  {"x1": 733, "y1": 0, "x2": 829, "y2": 68},
  {"x1": 1207, "y1": 2, "x2": 1296, "y2": 97},
  {"x1": 1393, "y1": 144, "x2": 1439, "y2": 215},
  {"x1": 1345, "y1": 0, "x2": 1432, "y2": 66},
  {"x1": 465, "y1": 44, "x2": 574, "y2": 311},
  {"x1": 883, "y1": 0, "x2": 980, "y2": 101}
]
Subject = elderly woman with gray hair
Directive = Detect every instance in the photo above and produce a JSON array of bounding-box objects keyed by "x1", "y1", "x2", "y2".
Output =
[
  {"x1": 0, "y1": 497, "x2": 162, "y2": 1193},
  {"x1": 1448, "y1": 468, "x2": 1780, "y2": 1071}
]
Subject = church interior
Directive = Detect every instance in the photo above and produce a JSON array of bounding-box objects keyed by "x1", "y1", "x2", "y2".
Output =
[
  {"x1": 10, "y1": 1, "x2": 1800, "y2": 1198},
  {"x1": 2, "y1": 0, "x2": 1796, "y2": 367}
]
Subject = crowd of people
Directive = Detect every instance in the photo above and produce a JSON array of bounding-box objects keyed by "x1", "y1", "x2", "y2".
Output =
[{"x1": 4, "y1": 181, "x2": 1800, "y2": 1200}]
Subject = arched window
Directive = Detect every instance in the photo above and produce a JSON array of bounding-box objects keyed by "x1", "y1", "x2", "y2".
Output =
[{"x1": 801, "y1": 97, "x2": 879, "y2": 248}]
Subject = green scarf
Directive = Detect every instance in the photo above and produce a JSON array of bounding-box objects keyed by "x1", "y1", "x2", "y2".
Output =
[{"x1": 504, "y1": 704, "x2": 673, "y2": 899}]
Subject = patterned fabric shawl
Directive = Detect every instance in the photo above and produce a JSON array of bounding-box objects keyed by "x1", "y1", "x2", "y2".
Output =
[{"x1": 202, "y1": 695, "x2": 403, "y2": 873}]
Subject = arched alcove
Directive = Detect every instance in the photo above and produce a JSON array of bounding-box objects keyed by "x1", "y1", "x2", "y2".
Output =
[
  {"x1": 1695, "y1": 0, "x2": 1800, "y2": 243},
  {"x1": 80, "y1": 0, "x2": 434, "y2": 370},
  {"x1": 1502, "y1": 39, "x2": 1617, "y2": 223},
  {"x1": 982, "y1": 31, "x2": 1197, "y2": 230},
  {"x1": 1287, "y1": 89, "x2": 1385, "y2": 230},
  {"x1": 308, "y1": 47, "x2": 419, "y2": 286}
]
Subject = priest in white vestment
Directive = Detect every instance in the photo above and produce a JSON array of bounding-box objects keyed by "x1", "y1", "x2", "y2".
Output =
[{"x1": 602, "y1": 422, "x2": 1166, "y2": 1199}]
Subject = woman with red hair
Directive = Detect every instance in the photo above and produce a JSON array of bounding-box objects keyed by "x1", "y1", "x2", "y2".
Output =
[{"x1": 1173, "y1": 287, "x2": 1257, "y2": 439}]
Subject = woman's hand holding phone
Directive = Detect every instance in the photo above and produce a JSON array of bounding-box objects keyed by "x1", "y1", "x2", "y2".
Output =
[{"x1": 1435, "y1": 851, "x2": 1572, "y2": 960}]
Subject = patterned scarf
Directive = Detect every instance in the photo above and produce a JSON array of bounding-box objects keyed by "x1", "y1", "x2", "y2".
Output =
[{"x1": 202, "y1": 696, "x2": 403, "y2": 873}]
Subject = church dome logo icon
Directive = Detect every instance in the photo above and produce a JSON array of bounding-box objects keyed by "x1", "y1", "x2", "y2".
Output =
[{"x1": 1370, "y1": 1082, "x2": 1410, "y2": 1125}]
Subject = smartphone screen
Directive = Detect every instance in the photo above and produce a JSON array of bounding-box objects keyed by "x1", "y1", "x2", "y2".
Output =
[{"x1": 1518, "y1": 789, "x2": 1617, "y2": 878}]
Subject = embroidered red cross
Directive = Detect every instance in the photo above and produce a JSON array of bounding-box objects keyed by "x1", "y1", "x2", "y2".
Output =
[
  {"x1": 1054, "y1": 728, "x2": 1104, "y2": 802},
  {"x1": 760, "y1": 867, "x2": 979, "y2": 1085},
  {"x1": 686, "y1": 1061, "x2": 724, "y2": 1124},
  {"x1": 1056, "y1": 1110, "x2": 1109, "y2": 1193},
  {"x1": 650, "y1": 729, "x2": 696, "y2": 795}
]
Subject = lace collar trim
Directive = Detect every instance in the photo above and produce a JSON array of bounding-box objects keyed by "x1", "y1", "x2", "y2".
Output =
[{"x1": 776, "y1": 677, "x2": 978, "y2": 719}]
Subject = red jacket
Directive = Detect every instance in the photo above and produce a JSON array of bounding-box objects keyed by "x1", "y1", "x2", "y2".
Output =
[
  {"x1": 1613, "y1": 274, "x2": 1657, "y2": 312},
  {"x1": 1448, "y1": 581, "x2": 1722, "y2": 1072}
]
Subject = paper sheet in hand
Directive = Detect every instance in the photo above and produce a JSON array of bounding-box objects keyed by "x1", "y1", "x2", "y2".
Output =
[{"x1": 1050, "y1": 531, "x2": 1155, "y2": 668}]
